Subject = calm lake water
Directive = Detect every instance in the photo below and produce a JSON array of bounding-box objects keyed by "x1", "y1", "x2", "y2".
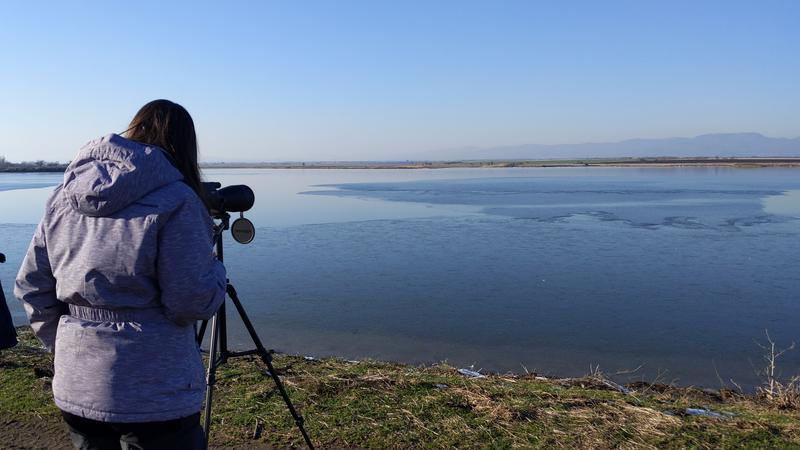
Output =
[{"x1": 2, "y1": 167, "x2": 799, "y2": 388}]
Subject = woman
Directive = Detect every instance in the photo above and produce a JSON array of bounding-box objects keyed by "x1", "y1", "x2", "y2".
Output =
[{"x1": 15, "y1": 100, "x2": 226, "y2": 449}]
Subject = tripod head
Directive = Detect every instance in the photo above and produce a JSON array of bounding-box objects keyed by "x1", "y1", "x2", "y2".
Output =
[{"x1": 211, "y1": 210, "x2": 256, "y2": 253}]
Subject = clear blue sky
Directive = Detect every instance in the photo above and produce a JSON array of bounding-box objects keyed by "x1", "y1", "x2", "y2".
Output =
[{"x1": 1, "y1": 1, "x2": 798, "y2": 162}]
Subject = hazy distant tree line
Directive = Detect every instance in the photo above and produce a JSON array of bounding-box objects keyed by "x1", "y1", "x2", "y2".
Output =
[{"x1": 0, "y1": 156, "x2": 68, "y2": 172}]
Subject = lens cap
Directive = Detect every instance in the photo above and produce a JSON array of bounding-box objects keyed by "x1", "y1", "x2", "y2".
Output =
[{"x1": 231, "y1": 217, "x2": 255, "y2": 244}]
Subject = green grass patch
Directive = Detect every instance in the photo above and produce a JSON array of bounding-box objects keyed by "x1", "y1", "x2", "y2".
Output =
[{"x1": 2, "y1": 327, "x2": 800, "y2": 449}]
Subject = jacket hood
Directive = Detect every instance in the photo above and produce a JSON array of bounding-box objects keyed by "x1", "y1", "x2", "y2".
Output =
[{"x1": 63, "y1": 134, "x2": 184, "y2": 216}]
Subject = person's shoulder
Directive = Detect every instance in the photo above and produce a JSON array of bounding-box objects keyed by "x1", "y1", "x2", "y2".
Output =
[
  {"x1": 150, "y1": 181, "x2": 207, "y2": 214},
  {"x1": 157, "y1": 180, "x2": 195, "y2": 197},
  {"x1": 44, "y1": 184, "x2": 68, "y2": 214}
]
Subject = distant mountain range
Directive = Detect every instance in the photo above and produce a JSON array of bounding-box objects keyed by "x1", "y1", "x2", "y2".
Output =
[{"x1": 424, "y1": 133, "x2": 800, "y2": 161}]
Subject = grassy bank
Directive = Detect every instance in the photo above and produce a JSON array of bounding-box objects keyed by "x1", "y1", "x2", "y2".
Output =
[{"x1": 2, "y1": 327, "x2": 799, "y2": 449}]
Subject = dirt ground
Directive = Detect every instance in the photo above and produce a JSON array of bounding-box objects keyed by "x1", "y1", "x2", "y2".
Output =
[
  {"x1": 0, "y1": 418, "x2": 72, "y2": 450},
  {"x1": 0, "y1": 416, "x2": 278, "y2": 450}
]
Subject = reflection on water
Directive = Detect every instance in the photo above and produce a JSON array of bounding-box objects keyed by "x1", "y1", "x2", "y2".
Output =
[
  {"x1": 0, "y1": 172, "x2": 62, "y2": 192},
  {"x1": 2, "y1": 167, "x2": 800, "y2": 388},
  {"x1": 763, "y1": 190, "x2": 800, "y2": 217},
  {"x1": 0, "y1": 173, "x2": 62, "y2": 224}
]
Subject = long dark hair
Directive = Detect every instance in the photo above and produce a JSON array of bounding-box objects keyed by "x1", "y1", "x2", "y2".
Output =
[{"x1": 124, "y1": 100, "x2": 205, "y2": 203}]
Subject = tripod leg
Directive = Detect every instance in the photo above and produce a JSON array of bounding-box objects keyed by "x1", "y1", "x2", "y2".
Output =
[
  {"x1": 218, "y1": 302, "x2": 229, "y2": 361},
  {"x1": 196, "y1": 320, "x2": 208, "y2": 346},
  {"x1": 203, "y1": 311, "x2": 221, "y2": 445},
  {"x1": 226, "y1": 283, "x2": 315, "y2": 450}
]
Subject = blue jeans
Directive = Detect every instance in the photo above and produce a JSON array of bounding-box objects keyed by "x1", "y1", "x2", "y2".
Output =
[{"x1": 61, "y1": 411, "x2": 206, "y2": 450}]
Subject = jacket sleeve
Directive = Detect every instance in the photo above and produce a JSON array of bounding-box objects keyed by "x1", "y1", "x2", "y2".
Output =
[
  {"x1": 158, "y1": 193, "x2": 227, "y2": 326},
  {"x1": 15, "y1": 220, "x2": 67, "y2": 352}
]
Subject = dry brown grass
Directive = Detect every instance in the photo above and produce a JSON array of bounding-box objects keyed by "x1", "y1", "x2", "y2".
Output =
[
  {"x1": 755, "y1": 330, "x2": 800, "y2": 411},
  {"x1": 758, "y1": 375, "x2": 800, "y2": 410}
]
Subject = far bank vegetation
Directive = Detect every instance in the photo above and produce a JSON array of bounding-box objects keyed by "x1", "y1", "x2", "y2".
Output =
[{"x1": 0, "y1": 156, "x2": 67, "y2": 172}]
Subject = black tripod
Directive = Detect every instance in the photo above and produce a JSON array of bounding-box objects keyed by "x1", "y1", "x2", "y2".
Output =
[{"x1": 196, "y1": 213, "x2": 313, "y2": 449}]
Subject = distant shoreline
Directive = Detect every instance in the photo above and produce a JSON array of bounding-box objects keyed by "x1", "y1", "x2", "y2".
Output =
[
  {"x1": 201, "y1": 157, "x2": 800, "y2": 169},
  {"x1": 0, "y1": 166, "x2": 68, "y2": 173},
  {"x1": 2, "y1": 157, "x2": 800, "y2": 173}
]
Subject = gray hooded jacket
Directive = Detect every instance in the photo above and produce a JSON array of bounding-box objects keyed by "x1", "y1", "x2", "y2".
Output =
[{"x1": 15, "y1": 134, "x2": 226, "y2": 422}]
